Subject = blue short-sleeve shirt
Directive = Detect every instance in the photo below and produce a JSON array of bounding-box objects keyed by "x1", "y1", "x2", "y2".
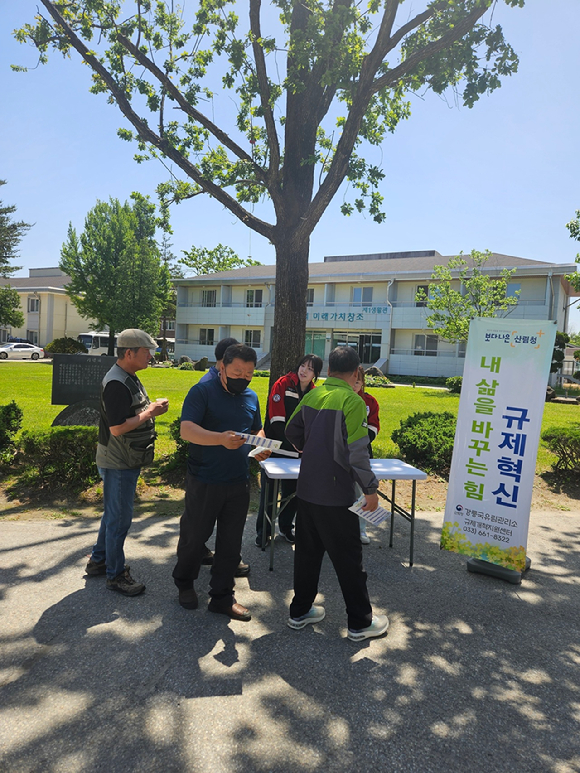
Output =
[{"x1": 181, "y1": 377, "x2": 262, "y2": 484}]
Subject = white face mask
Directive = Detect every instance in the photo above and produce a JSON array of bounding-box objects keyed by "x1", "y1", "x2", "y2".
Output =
[{"x1": 149, "y1": 348, "x2": 157, "y2": 357}]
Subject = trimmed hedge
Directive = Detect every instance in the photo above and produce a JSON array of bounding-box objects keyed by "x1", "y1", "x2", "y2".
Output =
[
  {"x1": 446, "y1": 376, "x2": 463, "y2": 394},
  {"x1": 44, "y1": 337, "x2": 88, "y2": 354},
  {"x1": 391, "y1": 411, "x2": 456, "y2": 475},
  {"x1": 0, "y1": 401, "x2": 23, "y2": 463},
  {"x1": 541, "y1": 424, "x2": 580, "y2": 473},
  {"x1": 18, "y1": 426, "x2": 100, "y2": 491}
]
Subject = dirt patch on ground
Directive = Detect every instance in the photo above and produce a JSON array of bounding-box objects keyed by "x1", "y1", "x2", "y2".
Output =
[{"x1": 1, "y1": 470, "x2": 578, "y2": 522}]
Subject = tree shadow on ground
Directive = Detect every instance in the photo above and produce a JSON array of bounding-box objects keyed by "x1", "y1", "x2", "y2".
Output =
[{"x1": 1, "y1": 511, "x2": 579, "y2": 772}]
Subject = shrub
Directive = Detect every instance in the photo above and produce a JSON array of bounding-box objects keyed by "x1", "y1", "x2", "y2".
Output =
[
  {"x1": 0, "y1": 401, "x2": 23, "y2": 463},
  {"x1": 391, "y1": 411, "x2": 456, "y2": 475},
  {"x1": 18, "y1": 426, "x2": 100, "y2": 491},
  {"x1": 179, "y1": 362, "x2": 195, "y2": 370},
  {"x1": 364, "y1": 375, "x2": 392, "y2": 388},
  {"x1": 44, "y1": 337, "x2": 88, "y2": 354},
  {"x1": 541, "y1": 424, "x2": 580, "y2": 473},
  {"x1": 446, "y1": 376, "x2": 463, "y2": 394},
  {"x1": 386, "y1": 374, "x2": 448, "y2": 387},
  {"x1": 252, "y1": 370, "x2": 270, "y2": 378}
]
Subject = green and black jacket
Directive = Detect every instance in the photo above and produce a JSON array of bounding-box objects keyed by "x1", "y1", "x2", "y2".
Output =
[{"x1": 286, "y1": 377, "x2": 379, "y2": 507}]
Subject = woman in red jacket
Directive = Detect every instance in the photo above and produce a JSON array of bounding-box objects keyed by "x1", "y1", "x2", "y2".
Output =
[
  {"x1": 256, "y1": 354, "x2": 323, "y2": 546},
  {"x1": 353, "y1": 366, "x2": 381, "y2": 545}
]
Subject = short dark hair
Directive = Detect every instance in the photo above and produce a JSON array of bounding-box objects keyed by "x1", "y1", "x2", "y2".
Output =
[
  {"x1": 215, "y1": 337, "x2": 239, "y2": 362},
  {"x1": 222, "y1": 343, "x2": 257, "y2": 367},
  {"x1": 295, "y1": 354, "x2": 323, "y2": 381},
  {"x1": 117, "y1": 346, "x2": 140, "y2": 360},
  {"x1": 328, "y1": 346, "x2": 360, "y2": 375}
]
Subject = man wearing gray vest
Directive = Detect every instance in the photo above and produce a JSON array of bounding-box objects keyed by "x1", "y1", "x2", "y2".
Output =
[{"x1": 85, "y1": 329, "x2": 169, "y2": 595}]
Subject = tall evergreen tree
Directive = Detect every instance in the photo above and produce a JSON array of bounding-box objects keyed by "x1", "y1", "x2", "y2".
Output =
[{"x1": 0, "y1": 180, "x2": 30, "y2": 329}]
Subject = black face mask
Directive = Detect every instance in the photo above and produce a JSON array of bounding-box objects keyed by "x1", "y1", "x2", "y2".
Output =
[{"x1": 226, "y1": 377, "x2": 249, "y2": 395}]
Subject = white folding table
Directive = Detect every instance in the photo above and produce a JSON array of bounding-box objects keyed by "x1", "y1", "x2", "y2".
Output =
[{"x1": 258, "y1": 457, "x2": 427, "y2": 570}]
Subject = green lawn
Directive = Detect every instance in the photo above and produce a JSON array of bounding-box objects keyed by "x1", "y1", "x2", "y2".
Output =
[{"x1": 1, "y1": 361, "x2": 576, "y2": 473}]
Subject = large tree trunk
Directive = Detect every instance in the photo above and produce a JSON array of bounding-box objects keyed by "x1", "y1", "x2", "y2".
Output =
[{"x1": 269, "y1": 236, "x2": 310, "y2": 388}]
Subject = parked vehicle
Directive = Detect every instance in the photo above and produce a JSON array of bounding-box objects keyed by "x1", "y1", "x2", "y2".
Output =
[
  {"x1": 77, "y1": 332, "x2": 117, "y2": 355},
  {"x1": 0, "y1": 342, "x2": 45, "y2": 360}
]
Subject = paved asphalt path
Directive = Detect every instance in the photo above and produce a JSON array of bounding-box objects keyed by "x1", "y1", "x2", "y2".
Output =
[{"x1": 0, "y1": 506, "x2": 579, "y2": 773}]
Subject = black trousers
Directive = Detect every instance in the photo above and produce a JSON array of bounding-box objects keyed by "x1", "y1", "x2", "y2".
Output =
[
  {"x1": 173, "y1": 473, "x2": 250, "y2": 602},
  {"x1": 289, "y1": 497, "x2": 373, "y2": 631},
  {"x1": 256, "y1": 472, "x2": 297, "y2": 538}
]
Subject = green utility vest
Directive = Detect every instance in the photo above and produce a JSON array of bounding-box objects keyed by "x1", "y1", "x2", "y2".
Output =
[{"x1": 95, "y1": 363, "x2": 156, "y2": 470}]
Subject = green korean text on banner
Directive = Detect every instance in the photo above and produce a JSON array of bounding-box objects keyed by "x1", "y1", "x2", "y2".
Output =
[{"x1": 441, "y1": 319, "x2": 557, "y2": 572}]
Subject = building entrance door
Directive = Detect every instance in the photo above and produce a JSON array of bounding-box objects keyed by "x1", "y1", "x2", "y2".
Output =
[
  {"x1": 332, "y1": 332, "x2": 381, "y2": 364},
  {"x1": 305, "y1": 330, "x2": 326, "y2": 359}
]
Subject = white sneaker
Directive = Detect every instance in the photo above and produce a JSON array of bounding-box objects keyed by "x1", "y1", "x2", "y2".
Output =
[
  {"x1": 287, "y1": 605, "x2": 326, "y2": 630},
  {"x1": 347, "y1": 614, "x2": 389, "y2": 642},
  {"x1": 360, "y1": 532, "x2": 370, "y2": 545}
]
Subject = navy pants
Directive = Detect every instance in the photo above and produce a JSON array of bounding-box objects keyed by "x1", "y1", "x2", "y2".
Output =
[{"x1": 173, "y1": 473, "x2": 249, "y2": 603}]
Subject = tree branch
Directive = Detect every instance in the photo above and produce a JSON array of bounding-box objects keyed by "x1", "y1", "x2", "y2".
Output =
[
  {"x1": 371, "y1": 3, "x2": 490, "y2": 95},
  {"x1": 37, "y1": 0, "x2": 275, "y2": 242},
  {"x1": 115, "y1": 33, "x2": 269, "y2": 186},
  {"x1": 249, "y1": 0, "x2": 281, "y2": 182}
]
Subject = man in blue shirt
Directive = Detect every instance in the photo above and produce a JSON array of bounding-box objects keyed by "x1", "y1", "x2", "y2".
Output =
[{"x1": 172, "y1": 344, "x2": 270, "y2": 621}]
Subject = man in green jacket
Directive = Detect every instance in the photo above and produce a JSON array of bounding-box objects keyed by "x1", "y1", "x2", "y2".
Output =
[{"x1": 285, "y1": 346, "x2": 389, "y2": 642}]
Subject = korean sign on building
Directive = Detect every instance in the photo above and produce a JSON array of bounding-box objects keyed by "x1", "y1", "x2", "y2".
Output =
[{"x1": 441, "y1": 318, "x2": 556, "y2": 572}]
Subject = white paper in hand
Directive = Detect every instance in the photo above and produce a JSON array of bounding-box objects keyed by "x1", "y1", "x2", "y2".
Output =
[
  {"x1": 237, "y1": 434, "x2": 282, "y2": 451},
  {"x1": 348, "y1": 494, "x2": 391, "y2": 525}
]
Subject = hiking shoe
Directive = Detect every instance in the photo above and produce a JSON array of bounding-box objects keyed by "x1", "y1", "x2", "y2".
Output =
[
  {"x1": 287, "y1": 606, "x2": 326, "y2": 630},
  {"x1": 201, "y1": 546, "x2": 214, "y2": 566},
  {"x1": 347, "y1": 614, "x2": 389, "y2": 642},
  {"x1": 85, "y1": 558, "x2": 106, "y2": 576},
  {"x1": 106, "y1": 568, "x2": 145, "y2": 597},
  {"x1": 178, "y1": 587, "x2": 198, "y2": 610},
  {"x1": 360, "y1": 532, "x2": 370, "y2": 545},
  {"x1": 234, "y1": 560, "x2": 251, "y2": 578},
  {"x1": 280, "y1": 528, "x2": 295, "y2": 544}
]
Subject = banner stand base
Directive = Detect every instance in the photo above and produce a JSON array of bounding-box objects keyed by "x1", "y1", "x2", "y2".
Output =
[{"x1": 466, "y1": 556, "x2": 531, "y2": 584}]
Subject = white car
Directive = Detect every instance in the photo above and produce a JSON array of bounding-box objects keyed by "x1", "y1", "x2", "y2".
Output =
[{"x1": 0, "y1": 342, "x2": 45, "y2": 360}]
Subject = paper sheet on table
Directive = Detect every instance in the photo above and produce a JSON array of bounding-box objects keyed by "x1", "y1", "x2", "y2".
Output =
[
  {"x1": 349, "y1": 494, "x2": 390, "y2": 525},
  {"x1": 248, "y1": 445, "x2": 298, "y2": 458},
  {"x1": 237, "y1": 433, "x2": 282, "y2": 451}
]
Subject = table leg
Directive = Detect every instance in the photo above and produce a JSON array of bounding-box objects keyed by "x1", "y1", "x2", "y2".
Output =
[
  {"x1": 389, "y1": 479, "x2": 396, "y2": 548},
  {"x1": 269, "y1": 479, "x2": 280, "y2": 571},
  {"x1": 261, "y1": 475, "x2": 272, "y2": 550},
  {"x1": 410, "y1": 480, "x2": 416, "y2": 567}
]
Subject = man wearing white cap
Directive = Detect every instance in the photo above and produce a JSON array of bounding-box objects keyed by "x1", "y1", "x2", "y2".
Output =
[{"x1": 85, "y1": 328, "x2": 169, "y2": 595}]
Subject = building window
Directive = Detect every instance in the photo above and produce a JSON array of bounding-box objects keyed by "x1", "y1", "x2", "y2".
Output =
[
  {"x1": 246, "y1": 289, "x2": 263, "y2": 308},
  {"x1": 306, "y1": 288, "x2": 315, "y2": 306},
  {"x1": 202, "y1": 289, "x2": 217, "y2": 307},
  {"x1": 0, "y1": 329, "x2": 8, "y2": 344},
  {"x1": 245, "y1": 329, "x2": 261, "y2": 348},
  {"x1": 200, "y1": 328, "x2": 215, "y2": 346},
  {"x1": 352, "y1": 286, "x2": 373, "y2": 306},
  {"x1": 507, "y1": 283, "x2": 521, "y2": 298},
  {"x1": 28, "y1": 297, "x2": 39, "y2": 313},
  {"x1": 415, "y1": 285, "x2": 429, "y2": 307},
  {"x1": 165, "y1": 320, "x2": 175, "y2": 331},
  {"x1": 27, "y1": 330, "x2": 39, "y2": 345},
  {"x1": 414, "y1": 334, "x2": 438, "y2": 356}
]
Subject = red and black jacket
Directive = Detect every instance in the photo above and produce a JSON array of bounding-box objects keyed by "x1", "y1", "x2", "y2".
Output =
[{"x1": 264, "y1": 371, "x2": 315, "y2": 454}]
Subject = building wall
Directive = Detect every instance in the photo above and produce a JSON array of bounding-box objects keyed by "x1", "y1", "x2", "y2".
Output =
[{"x1": 5, "y1": 291, "x2": 96, "y2": 347}]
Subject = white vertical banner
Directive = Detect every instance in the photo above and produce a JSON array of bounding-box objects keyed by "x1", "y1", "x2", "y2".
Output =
[{"x1": 441, "y1": 318, "x2": 556, "y2": 572}]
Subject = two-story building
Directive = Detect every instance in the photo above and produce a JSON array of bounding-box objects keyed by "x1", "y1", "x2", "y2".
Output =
[{"x1": 174, "y1": 250, "x2": 579, "y2": 377}]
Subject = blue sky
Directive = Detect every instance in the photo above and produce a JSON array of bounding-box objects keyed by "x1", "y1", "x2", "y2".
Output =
[{"x1": 2, "y1": 1, "x2": 580, "y2": 329}]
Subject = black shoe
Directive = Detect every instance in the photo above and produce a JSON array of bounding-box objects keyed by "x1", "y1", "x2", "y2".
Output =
[
  {"x1": 280, "y1": 529, "x2": 295, "y2": 544},
  {"x1": 201, "y1": 546, "x2": 214, "y2": 566},
  {"x1": 208, "y1": 599, "x2": 251, "y2": 622},
  {"x1": 255, "y1": 535, "x2": 270, "y2": 548},
  {"x1": 234, "y1": 560, "x2": 250, "y2": 577},
  {"x1": 178, "y1": 587, "x2": 198, "y2": 610}
]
